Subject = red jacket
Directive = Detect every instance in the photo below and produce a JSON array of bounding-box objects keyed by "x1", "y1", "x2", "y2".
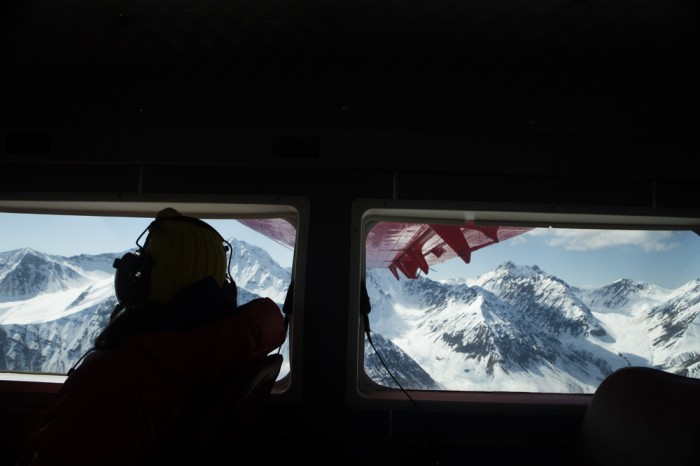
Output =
[{"x1": 18, "y1": 279, "x2": 286, "y2": 466}]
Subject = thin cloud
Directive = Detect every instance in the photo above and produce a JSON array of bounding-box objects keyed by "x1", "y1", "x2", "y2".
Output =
[{"x1": 527, "y1": 229, "x2": 679, "y2": 252}]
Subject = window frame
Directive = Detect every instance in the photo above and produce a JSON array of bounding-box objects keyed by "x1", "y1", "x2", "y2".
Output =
[
  {"x1": 0, "y1": 193, "x2": 308, "y2": 404},
  {"x1": 347, "y1": 199, "x2": 700, "y2": 412}
]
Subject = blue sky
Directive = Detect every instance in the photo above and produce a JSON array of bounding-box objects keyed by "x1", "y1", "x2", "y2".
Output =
[
  {"x1": 2, "y1": 214, "x2": 699, "y2": 289},
  {"x1": 428, "y1": 228, "x2": 700, "y2": 289},
  {"x1": 0, "y1": 213, "x2": 294, "y2": 268}
]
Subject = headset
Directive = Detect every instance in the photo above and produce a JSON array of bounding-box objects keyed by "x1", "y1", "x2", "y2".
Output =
[{"x1": 112, "y1": 215, "x2": 237, "y2": 314}]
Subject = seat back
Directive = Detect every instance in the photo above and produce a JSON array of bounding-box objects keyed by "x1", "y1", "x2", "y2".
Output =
[
  {"x1": 169, "y1": 353, "x2": 284, "y2": 466},
  {"x1": 572, "y1": 366, "x2": 700, "y2": 466}
]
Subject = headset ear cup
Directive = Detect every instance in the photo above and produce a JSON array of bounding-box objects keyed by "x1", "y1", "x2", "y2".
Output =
[{"x1": 113, "y1": 251, "x2": 150, "y2": 308}]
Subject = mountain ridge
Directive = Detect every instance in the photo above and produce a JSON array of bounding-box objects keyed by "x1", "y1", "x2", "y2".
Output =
[{"x1": 1, "y1": 244, "x2": 699, "y2": 395}]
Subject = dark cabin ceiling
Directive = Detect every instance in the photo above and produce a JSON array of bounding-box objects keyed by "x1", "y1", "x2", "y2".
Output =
[{"x1": 1, "y1": 0, "x2": 698, "y2": 173}]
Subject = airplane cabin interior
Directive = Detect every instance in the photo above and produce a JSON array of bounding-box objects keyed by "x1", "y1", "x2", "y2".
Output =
[{"x1": 1, "y1": 0, "x2": 699, "y2": 464}]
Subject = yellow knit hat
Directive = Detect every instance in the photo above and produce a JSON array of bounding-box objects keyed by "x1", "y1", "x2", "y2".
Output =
[{"x1": 144, "y1": 208, "x2": 227, "y2": 303}]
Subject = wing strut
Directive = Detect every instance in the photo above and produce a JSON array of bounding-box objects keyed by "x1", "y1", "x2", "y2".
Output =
[{"x1": 429, "y1": 224, "x2": 473, "y2": 264}]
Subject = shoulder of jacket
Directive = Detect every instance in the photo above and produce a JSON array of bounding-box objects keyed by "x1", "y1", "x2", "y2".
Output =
[{"x1": 239, "y1": 297, "x2": 280, "y2": 312}]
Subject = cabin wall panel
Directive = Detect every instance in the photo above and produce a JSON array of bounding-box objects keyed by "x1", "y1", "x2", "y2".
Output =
[
  {"x1": 0, "y1": 163, "x2": 142, "y2": 194},
  {"x1": 3, "y1": 127, "x2": 700, "y2": 184},
  {"x1": 395, "y1": 171, "x2": 655, "y2": 209}
]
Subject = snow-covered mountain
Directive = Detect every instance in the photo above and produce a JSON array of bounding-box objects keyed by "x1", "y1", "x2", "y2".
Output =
[
  {"x1": 365, "y1": 261, "x2": 700, "y2": 393},
  {"x1": 228, "y1": 239, "x2": 291, "y2": 305},
  {"x1": 0, "y1": 248, "x2": 113, "y2": 303},
  {"x1": 2, "y1": 241, "x2": 699, "y2": 395},
  {"x1": 364, "y1": 333, "x2": 443, "y2": 390},
  {"x1": 0, "y1": 238, "x2": 292, "y2": 373}
]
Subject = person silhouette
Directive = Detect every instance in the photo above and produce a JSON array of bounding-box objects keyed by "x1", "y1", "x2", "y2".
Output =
[{"x1": 17, "y1": 207, "x2": 286, "y2": 466}]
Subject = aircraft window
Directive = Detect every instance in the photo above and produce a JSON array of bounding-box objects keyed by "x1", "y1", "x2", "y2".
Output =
[
  {"x1": 0, "y1": 212, "x2": 295, "y2": 382},
  {"x1": 360, "y1": 216, "x2": 700, "y2": 396}
]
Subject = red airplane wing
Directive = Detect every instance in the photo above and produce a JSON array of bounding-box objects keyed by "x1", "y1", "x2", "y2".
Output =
[
  {"x1": 237, "y1": 218, "x2": 298, "y2": 249},
  {"x1": 366, "y1": 221, "x2": 532, "y2": 280},
  {"x1": 238, "y1": 218, "x2": 531, "y2": 280}
]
